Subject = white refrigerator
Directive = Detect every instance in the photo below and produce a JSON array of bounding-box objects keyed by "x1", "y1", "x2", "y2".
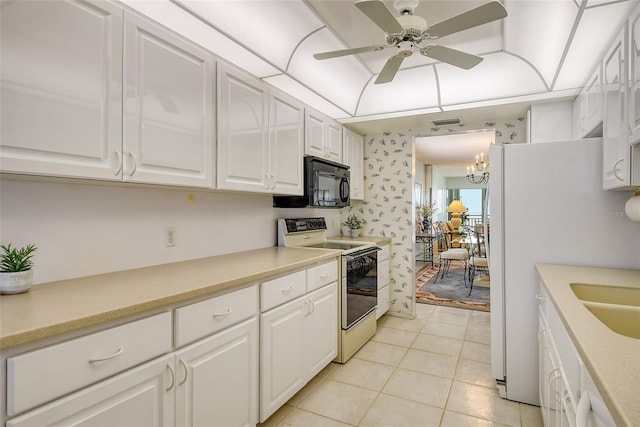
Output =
[{"x1": 488, "y1": 137, "x2": 640, "y2": 406}]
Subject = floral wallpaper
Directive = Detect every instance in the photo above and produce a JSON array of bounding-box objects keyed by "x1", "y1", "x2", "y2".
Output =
[{"x1": 343, "y1": 116, "x2": 526, "y2": 318}]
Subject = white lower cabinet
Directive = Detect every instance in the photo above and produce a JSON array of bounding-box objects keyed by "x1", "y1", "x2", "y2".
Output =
[
  {"x1": 3, "y1": 264, "x2": 338, "y2": 427},
  {"x1": 259, "y1": 261, "x2": 338, "y2": 422},
  {"x1": 6, "y1": 354, "x2": 175, "y2": 427},
  {"x1": 4, "y1": 285, "x2": 259, "y2": 427},
  {"x1": 537, "y1": 282, "x2": 614, "y2": 427},
  {"x1": 174, "y1": 317, "x2": 258, "y2": 427},
  {"x1": 260, "y1": 293, "x2": 307, "y2": 420},
  {"x1": 7, "y1": 318, "x2": 258, "y2": 427},
  {"x1": 377, "y1": 244, "x2": 390, "y2": 319},
  {"x1": 260, "y1": 283, "x2": 337, "y2": 422}
]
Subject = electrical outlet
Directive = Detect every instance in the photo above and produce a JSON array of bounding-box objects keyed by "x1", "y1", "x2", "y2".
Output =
[{"x1": 165, "y1": 228, "x2": 176, "y2": 247}]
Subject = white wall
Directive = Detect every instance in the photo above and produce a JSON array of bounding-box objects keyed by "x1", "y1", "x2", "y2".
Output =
[
  {"x1": 529, "y1": 100, "x2": 573, "y2": 143},
  {"x1": 0, "y1": 177, "x2": 342, "y2": 284}
]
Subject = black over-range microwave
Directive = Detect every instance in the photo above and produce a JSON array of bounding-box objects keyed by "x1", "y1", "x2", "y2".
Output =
[{"x1": 273, "y1": 156, "x2": 350, "y2": 208}]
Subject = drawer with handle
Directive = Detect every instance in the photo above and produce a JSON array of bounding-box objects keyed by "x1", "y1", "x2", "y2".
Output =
[
  {"x1": 260, "y1": 270, "x2": 306, "y2": 312},
  {"x1": 174, "y1": 283, "x2": 258, "y2": 347},
  {"x1": 306, "y1": 260, "x2": 338, "y2": 292},
  {"x1": 6, "y1": 312, "x2": 172, "y2": 417}
]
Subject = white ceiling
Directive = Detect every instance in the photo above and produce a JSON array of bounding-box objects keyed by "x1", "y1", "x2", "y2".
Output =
[{"x1": 122, "y1": 0, "x2": 636, "y2": 171}]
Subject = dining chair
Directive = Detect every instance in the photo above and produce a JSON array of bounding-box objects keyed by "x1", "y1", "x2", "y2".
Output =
[
  {"x1": 467, "y1": 224, "x2": 489, "y2": 295},
  {"x1": 433, "y1": 221, "x2": 469, "y2": 284}
]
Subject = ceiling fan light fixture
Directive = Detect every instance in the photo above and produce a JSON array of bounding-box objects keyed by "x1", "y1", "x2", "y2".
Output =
[{"x1": 394, "y1": 0, "x2": 419, "y2": 15}]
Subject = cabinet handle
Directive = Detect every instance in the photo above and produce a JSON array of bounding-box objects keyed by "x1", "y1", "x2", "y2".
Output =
[
  {"x1": 270, "y1": 174, "x2": 276, "y2": 190},
  {"x1": 265, "y1": 173, "x2": 271, "y2": 189},
  {"x1": 549, "y1": 368, "x2": 562, "y2": 403},
  {"x1": 613, "y1": 158, "x2": 624, "y2": 181},
  {"x1": 127, "y1": 152, "x2": 138, "y2": 176},
  {"x1": 179, "y1": 358, "x2": 188, "y2": 386},
  {"x1": 576, "y1": 391, "x2": 591, "y2": 427},
  {"x1": 309, "y1": 298, "x2": 315, "y2": 314},
  {"x1": 537, "y1": 328, "x2": 546, "y2": 343},
  {"x1": 88, "y1": 347, "x2": 124, "y2": 363},
  {"x1": 212, "y1": 308, "x2": 232, "y2": 318},
  {"x1": 320, "y1": 273, "x2": 329, "y2": 279},
  {"x1": 166, "y1": 363, "x2": 175, "y2": 391},
  {"x1": 113, "y1": 151, "x2": 123, "y2": 175},
  {"x1": 281, "y1": 286, "x2": 294, "y2": 294},
  {"x1": 304, "y1": 299, "x2": 313, "y2": 316},
  {"x1": 535, "y1": 293, "x2": 545, "y2": 300}
]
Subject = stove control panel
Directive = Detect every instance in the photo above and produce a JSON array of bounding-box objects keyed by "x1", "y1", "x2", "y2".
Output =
[{"x1": 280, "y1": 218, "x2": 327, "y2": 233}]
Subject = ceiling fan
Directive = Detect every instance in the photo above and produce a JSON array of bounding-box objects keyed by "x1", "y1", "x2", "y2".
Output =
[{"x1": 313, "y1": 0, "x2": 508, "y2": 84}]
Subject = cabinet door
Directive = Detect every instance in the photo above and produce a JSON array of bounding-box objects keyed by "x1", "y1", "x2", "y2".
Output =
[
  {"x1": 217, "y1": 63, "x2": 269, "y2": 192},
  {"x1": 326, "y1": 121, "x2": 343, "y2": 163},
  {"x1": 0, "y1": 0, "x2": 123, "y2": 180},
  {"x1": 584, "y1": 65, "x2": 603, "y2": 135},
  {"x1": 305, "y1": 109, "x2": 326, "y2": 158},
  {"x1": 342, "y1": 128, "x2": 365, "y2": 200},
  {"x1": 603, "y1": 29, "x2": 631, "y2": 189},
  {"x1": 304, "y1": 283, "x2": 337, "y2": 378},
  {"x1": 260, "y1": 297, "x2": 306, "y2": 422},
  {"x1": 629, "y1": 3, "x2": 640, "y2": 144},
  {"x1": 175, "y1": 317, "x2": 258, "y2": 427},
  {"x1": 124, "y1": 12, "x2": 214, "y2": 188},
  {"x1": 377, "y1": 284, "x2": 389, "y2": 319},
  {"x1": 538, "y1": 309, "x2": 551, "y2": 426},
  {"x1": 7, "y1": 355, "x2": 173, "y2": 427},
  {"x1": 269, "y1": 90, "x2": 304, "y2": 195}
]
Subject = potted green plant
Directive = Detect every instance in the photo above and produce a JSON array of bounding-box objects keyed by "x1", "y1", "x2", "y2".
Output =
[
  {"x1": 0, "y1": 243, "x2": 37, "y2": 294},
  {"x1": 343, "y1": 214, "x2": 366, "y2": 238}
]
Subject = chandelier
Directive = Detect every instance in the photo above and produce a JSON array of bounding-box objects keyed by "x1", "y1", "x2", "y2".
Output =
[{"x1": 467, "y1": 153, "x2": 489, "y2": 184}]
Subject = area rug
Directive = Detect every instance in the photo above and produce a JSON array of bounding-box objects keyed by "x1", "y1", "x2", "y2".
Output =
[{"x1": 415, "y1": 265, "x2": 490, "y2": 312}]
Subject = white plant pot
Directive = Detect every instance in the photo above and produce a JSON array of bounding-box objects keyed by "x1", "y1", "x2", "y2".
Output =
[
  {"x1": 0, "y1": 270, "x2": 33, "y2": 294},
  {"x1": 350, "y1": 229, "x2": 361, "y2": 238}
]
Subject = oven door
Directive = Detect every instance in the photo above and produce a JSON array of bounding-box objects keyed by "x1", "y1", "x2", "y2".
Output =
[{"x1": 342, "y1": 247, "x2": 379, "y2": 330}]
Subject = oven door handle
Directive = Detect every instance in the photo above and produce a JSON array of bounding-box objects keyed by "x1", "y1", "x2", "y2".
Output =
[{"x1": 344, "y1": 246, "x2": 381, "y2": 261}]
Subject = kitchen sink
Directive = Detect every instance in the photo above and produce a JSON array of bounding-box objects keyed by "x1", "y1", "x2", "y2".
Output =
[
  {"x1": 571, "y1": 283, "x2": 640, "y2": 339},
  {"x1": 570, "y1": 283, "x2": 640, "y2": 306}
]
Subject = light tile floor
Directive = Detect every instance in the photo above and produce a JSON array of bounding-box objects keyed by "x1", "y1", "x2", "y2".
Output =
[{"x1": 260, "y1": 303, "x2": 543, "y2": 427}]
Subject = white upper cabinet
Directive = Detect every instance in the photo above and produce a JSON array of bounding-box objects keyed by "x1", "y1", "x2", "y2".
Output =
[
  {"x1": 217, "y1": 64, "x2": 304, "y2": 194},
  {"x1": 0, "y1": 3, "x2": 214, "y2": 188},
  {"x1": 573, "y1": 64, "x2": 603, "y2": 139},
  {"x1": 123, "y1": 12, "x2": 214, "y2": 188},
  {"x1": 217, "y1": 62, "x2": 269, "y2": 192},
  {"x1": 628, "y1": 3, "x2": 640, "y2": 145},
  {"x1": 304, "y1": 109, "x2": 342, "y2": 163},
  {"x1": 603, "y1": 28, "x2": 631, "y2": 189},
  {"x1": 269, "y1": 90, "x2": 304, "y2": 195},
  {"x1": 342, "y1": 127, "x2": 364, "y2": 200},
  {"x1": 326, "y1": 121, "x2": 343, "y2": 164},
  {"x1": 0, "y1": 1, "x2": 123, "y2": 180}
]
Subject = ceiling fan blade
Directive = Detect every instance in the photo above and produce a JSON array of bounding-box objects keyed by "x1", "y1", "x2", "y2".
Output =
[
  {"x1": 375, "y1": 55, "x2": 404, "y2": 84},
  {"x1": 355, "y1": 0, "x2": 404, "y2": 34},
  {"x1": 314, "y1": 45, "x2": 386, "y2": 60},
  {"x1": 422, "y1": 45, "x2": 483, "y2": 70},
  {"x1": 427, "y1": 1, "x2": 508, "y2": 38}
]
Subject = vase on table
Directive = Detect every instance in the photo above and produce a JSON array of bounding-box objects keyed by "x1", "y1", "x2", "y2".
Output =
[{"x1": 422, "y1": 217, "x2": 432, "y2": 233}]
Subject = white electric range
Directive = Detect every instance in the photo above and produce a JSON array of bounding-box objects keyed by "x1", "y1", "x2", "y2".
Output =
[{"x1": 277, "y1": 217, "x2": 379, "y2": 363}]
